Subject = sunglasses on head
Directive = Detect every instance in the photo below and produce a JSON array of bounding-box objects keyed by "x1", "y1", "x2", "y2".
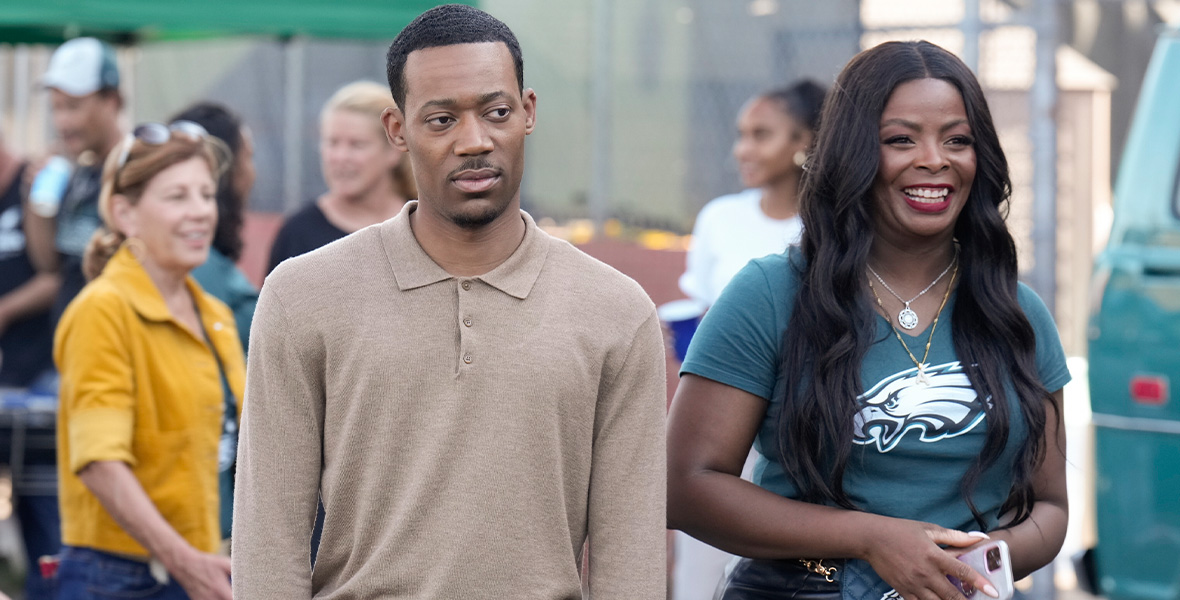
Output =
[{"x1": 115, "y1": 120, "x2": 210, "y2": 170}]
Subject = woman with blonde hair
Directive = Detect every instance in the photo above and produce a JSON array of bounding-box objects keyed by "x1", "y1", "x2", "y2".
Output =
[
  {"x1": 55, "y1": 122, "x2": 243, "y2": 600},
  {"x1": 267, "y1": 80, "x2": 416, "y2": 273}
]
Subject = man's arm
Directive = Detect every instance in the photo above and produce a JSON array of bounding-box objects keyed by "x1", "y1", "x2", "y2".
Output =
[
  {"x1": 0, "y1": 173, "x2": 61, "y2": 335},
  {"x1": 21, "y1": 162, "x2": 59, "y2": 276},
  {"x1": 587, "y1": 310, "x2": 667, "y2": 597},
  {"x1": 0, "y1": 272, "x2": 58, "y2": 336},
  {"x1": 232, "y1": 282, "x2": 324, "y2": 599}
]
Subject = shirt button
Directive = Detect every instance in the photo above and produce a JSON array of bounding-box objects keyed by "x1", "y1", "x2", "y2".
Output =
[
  {"x1": 463, "y1": 354, "x2": 473, "y2": 364},
  {"x1": 213, "y1": 322, "x2": 224, "y2": 331},
  {"x1": 463, "y1": 317, "x2": 473, "y2": 327},
  {"x1": 461, "y1": 281, "x2": 471, "y2": 291}
]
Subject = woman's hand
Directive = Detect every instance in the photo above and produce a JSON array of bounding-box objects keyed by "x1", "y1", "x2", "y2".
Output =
[
  {"x1": 861, "y1": 517, "x2": 997, "y2": 600},
  {"x1": 165, "y1": 546, "x2": 233, "y2": 600}
]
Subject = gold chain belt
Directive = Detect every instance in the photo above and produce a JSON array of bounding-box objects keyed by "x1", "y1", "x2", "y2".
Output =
[{"x1": 799, "y1": 559, "x2": 839, "y2": 583}]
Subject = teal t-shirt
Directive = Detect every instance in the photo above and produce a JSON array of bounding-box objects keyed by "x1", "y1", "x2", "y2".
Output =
[
  {"x1": 681, "y1": 248, "x2": 1071, "y2": 534},
  {"x1": 191, "y1": 247, "x2": 258, "y2": 354}
]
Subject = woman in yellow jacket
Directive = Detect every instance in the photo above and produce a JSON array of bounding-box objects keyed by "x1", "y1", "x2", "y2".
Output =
[{"x1": 54, "y1": 122, "x2": 243, "y2": 600}]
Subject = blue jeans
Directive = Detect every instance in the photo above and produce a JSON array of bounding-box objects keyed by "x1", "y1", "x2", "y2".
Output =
[{"x1": 56, "y1": 547, "x2": 189, "y2": 600}]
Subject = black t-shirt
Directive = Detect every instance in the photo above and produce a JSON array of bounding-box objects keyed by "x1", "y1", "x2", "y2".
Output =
[
  {"x1": 0, "y1": 164, "x2": 54, "y2": 386},
  {"x1": 266, "y1": 201, "x2": 348, "y2": 275},
  {"x1": 52, "y1": 162, "x2": 104, "y2": 322}
]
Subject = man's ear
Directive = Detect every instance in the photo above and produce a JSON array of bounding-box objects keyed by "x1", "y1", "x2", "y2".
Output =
[
  {"x1": 382, "y1": 106, "x2": 409, "y2": 152},
  {"x1": 522, "y1": 89, "x2": 537, "y2": 135}
]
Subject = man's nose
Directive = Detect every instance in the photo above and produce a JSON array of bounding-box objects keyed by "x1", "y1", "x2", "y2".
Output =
[{"x1": 454, "y1": 117, "x2": 493, "y2": 156}]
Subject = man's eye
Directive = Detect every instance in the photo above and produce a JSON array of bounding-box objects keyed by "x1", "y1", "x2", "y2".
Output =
[{"x1": 488, "y1": 108, "x2": 510, "y2": 119}]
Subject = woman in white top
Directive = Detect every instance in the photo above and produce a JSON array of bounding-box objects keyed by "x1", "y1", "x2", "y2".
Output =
[
  {"x1": 673, "y1": 80, "x2": 826, "y2": 600},
  {"x1": 680, "y1": 80, "x2": 827, "y2": 307}
]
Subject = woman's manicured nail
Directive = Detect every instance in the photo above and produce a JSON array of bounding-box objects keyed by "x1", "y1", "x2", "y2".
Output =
[
  {"x1": 968, "y1": 531, "x2": 990, "y2": 539},
  {"x1": 983, "y1": 584, "x2": 999, "y2": 598}
]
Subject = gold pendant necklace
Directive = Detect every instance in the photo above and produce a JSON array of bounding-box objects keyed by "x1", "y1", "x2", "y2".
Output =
[{"x1": 868, "y1": 261, "x2": 958, "y2": 387}]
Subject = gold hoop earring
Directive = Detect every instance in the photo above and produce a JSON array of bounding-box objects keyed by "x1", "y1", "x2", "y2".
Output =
[
  {"x1": 793, "y1": 150, "x2": 808, "y2": 168},
  {"x1": 123, "y1": 237, "x2": 147, "y2": 261}
]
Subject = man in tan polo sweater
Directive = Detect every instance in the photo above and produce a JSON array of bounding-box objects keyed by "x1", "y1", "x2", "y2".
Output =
[{"x1": 232, "y1": 5, "x2": 667, "y2": 598}]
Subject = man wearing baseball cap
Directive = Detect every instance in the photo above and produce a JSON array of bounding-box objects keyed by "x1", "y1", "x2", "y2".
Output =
[{"x1": 35, "y1": 37, "x2": 125, "y2": 320}]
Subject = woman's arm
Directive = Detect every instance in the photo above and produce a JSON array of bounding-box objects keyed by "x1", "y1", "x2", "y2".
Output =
[
  {"x1": 78, "y1": 461, "x2": 232, "y2": 600},
  {"x1": 668, "y1": 374, "x2": 997, "y2": 600},
  {"x1": 986, "y1": 388, "x2": 1068, "y2": 579}
]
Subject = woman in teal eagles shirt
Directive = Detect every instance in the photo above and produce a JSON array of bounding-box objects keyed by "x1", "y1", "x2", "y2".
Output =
[{"x1": 667, "y1": 41, "x2": 1069, "y2": 600}]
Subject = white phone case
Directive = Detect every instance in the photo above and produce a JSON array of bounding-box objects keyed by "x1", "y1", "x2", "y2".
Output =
[{"x1": 951, "y1": 540, "x2": 1016, "y2": 600}]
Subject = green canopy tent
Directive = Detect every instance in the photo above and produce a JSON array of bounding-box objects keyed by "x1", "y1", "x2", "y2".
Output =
[{"x1": 0, "y1": 0, "x2": 470, "y2": 43}]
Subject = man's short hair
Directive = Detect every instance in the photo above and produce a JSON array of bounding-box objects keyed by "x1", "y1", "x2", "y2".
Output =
[{"x1": 386, "y1": 4, "x2": 524, "y2": 111}]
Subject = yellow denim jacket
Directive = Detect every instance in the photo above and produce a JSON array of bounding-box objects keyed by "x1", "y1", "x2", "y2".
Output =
[{"x1": 55, "y1": 246, "x2": 246, "y2": 557}]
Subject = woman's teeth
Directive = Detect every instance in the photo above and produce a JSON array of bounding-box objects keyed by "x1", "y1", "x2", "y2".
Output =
[{"x1": 903, "y1": 187, "x2": 949, "y2": 202}]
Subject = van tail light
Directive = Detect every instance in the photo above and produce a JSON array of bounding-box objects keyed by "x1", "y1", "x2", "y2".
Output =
[{"x1": 1130, "y1": 375, "x2": 1170, "y2": 405}]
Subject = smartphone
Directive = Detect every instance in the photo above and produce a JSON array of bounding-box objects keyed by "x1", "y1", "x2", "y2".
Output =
[{"x1": 948, "y1": 540, "x2": 1015, "y2": 600}]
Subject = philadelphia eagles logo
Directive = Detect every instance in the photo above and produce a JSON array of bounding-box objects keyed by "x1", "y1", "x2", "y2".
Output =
[{"x1": 852, "y1": 361, "x2": 986, "y2": 453}]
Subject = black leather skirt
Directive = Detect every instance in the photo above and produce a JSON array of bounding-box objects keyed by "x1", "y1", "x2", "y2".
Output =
[{"x1": 715, "y1": 558, "x2": 844, "y2": 600}]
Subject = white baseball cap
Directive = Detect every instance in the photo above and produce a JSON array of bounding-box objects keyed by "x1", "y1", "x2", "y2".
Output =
[{"x1": 41, "y1": 38, "x2": 121, "y2": 97}]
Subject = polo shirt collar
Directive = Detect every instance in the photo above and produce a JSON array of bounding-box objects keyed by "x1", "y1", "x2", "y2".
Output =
[{"x1": 381, "y1": 201, "x2": 550, "y2": 300}]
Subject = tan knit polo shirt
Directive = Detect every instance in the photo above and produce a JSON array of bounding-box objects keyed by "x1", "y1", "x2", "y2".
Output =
[{"x1": 232, "y1": 202, "x2": 667, "y2": 599}]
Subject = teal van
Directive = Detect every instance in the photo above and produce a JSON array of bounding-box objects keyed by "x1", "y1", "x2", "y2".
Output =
[{"x1": 1088, "y1": 26, "x2": 1180, "y2": 600}]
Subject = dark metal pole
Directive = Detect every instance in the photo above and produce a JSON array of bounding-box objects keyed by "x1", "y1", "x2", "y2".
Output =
[
  {"x1": 1028, "y1": 1, "x2": 1060, "y2": 598},
  {"x1": 1030, "y1": 0, "x2": 1059, "y2": 320},
  {"x1": 589, "y1": 0, "x2": 614, "y2": 236}
]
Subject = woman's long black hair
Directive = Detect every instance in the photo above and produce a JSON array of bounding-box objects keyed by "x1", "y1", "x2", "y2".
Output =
[{"x1": 778, "y1": 40, "x2": 1058, "y2": 529}]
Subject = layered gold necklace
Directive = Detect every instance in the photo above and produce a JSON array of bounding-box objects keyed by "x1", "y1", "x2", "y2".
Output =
[{"x1": 867, "y1": 260, "x2": 958, "y2": 387}]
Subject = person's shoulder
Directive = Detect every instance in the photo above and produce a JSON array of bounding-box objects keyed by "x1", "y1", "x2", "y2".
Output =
[
  {"x1": 1015, "y1": 281, "x2": 1056, "y2": 324},
  {"x1": 192, "y1": 247, "x2": 234, "y2": 279},
  {"x1": 276, "y1": 201, "x2": 330, "y2": 232},
  {"x1": 746, "y1": 247, "x2": 804, "y2": 288},
  {"x1": 270, "y1": 224, "x2": 375, "y2": 277},
  {"x1": 697, "y1": 189, "x2": 761, "y2": 220},
  {"x1": 1015, "y1": 281, "x2": 1048, "y2": 311},
  {"x1": 72, "y1": 274, "x2": 128, "y2": 307},
  {"x1": 57, "y1": 276, "x2": 130, "y2": 332},
  {"x1": 542, "y1": 234, "x2": 654, "y2": 312}
]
